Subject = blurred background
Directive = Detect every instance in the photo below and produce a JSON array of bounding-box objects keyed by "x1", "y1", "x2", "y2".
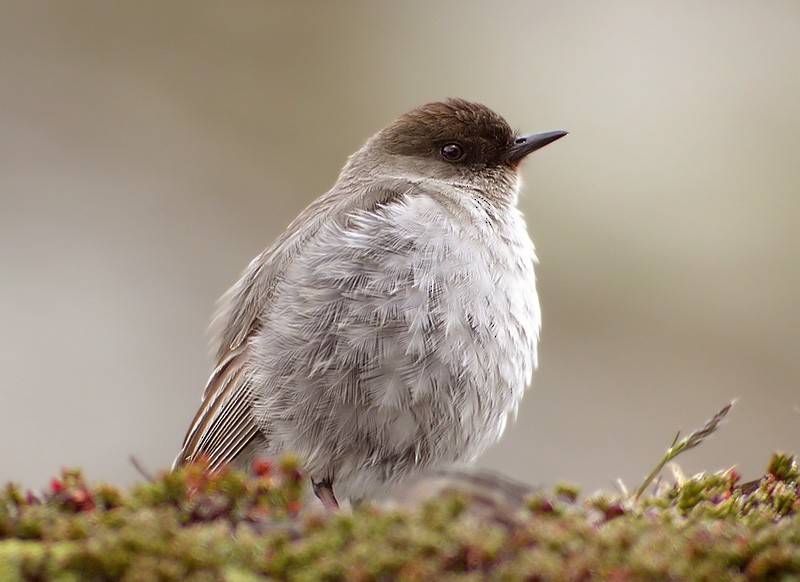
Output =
[{"x1": 2, "y1": 2, "x2": 798, "y2": 494}]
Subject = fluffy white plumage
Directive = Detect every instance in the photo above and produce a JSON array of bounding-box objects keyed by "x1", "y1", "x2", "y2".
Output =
[{"x1": 247, "y1": 185, "x2": 539, "y2": 502}]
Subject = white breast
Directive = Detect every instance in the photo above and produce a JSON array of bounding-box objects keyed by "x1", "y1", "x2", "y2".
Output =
[{"x1": 250, "y1": 188, "x2": 540, "y2": 501}]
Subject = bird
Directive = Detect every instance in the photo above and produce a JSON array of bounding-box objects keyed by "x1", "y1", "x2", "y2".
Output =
[{"x1": 173, "y1": 99, "x2": 567, "y2": 510}]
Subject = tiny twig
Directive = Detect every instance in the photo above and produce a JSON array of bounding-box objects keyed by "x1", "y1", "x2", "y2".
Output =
[
  {"x1": 130, "y1": 455, "x2": 157, "y2": 482},
  {"x1": 632, "y1": 400, "x2": 736, "y2": 500}
]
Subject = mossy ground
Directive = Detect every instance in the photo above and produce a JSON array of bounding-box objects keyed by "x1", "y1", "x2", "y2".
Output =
[{"x1": 1, "y1": 454, "x2": 798, "y2": 580}]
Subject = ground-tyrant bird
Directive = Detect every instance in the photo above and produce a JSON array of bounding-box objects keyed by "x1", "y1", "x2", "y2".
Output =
[{"x1": 174, "y1": 99, "x2": 567, "y2": 509}]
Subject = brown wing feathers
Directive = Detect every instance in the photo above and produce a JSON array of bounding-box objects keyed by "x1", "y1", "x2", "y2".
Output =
[{"x1": 173, "y1": 343, "x2": 259, "y2": 471}]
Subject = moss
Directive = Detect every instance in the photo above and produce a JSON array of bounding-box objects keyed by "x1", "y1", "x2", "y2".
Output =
[{"x1": 0, "y1": 453, "x2": 799, "y2": 579}]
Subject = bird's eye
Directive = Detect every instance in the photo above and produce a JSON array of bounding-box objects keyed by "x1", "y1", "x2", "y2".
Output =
[{"x1": 440, "y1": 142, "x2": 466, "y2": 162}]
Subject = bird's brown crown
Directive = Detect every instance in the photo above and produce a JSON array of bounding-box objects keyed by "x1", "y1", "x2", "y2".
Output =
[{"x1": 377, "y1": 99, "x2": 517, "y2": 168}]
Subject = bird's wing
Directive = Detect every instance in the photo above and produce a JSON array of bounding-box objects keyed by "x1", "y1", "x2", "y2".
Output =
[
  {"x1": 175, "y1": 179, "x2": 415, "y2": 471},
  {"x1": 210, "y1": 180, "x2": 415, "y2": 359},
  {"x1": 173, "y1": 342, "x2": 258, "y2": 470}
]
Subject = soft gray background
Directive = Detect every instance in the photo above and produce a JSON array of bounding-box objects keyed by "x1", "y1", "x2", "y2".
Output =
[{"x1": 2, "y1": 2, "x2": 798, "y2": 493}]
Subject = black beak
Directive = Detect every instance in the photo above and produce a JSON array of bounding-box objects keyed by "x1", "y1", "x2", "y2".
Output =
[{"x1": 505, "y1": 130, "x2": 568, "y2": 164}]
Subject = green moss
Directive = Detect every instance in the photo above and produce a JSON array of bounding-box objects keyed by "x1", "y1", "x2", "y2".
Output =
[{"x1": 0, "y1": 453, "x2": 799, "y2": 579}]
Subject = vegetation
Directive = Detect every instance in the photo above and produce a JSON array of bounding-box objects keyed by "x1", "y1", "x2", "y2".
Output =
[{"x1": 1, "y1": 404, "x2": 798, "y2": 580}]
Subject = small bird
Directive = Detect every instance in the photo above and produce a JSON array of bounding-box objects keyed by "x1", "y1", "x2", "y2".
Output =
[{"x1": 174, "y1": 99, "x2": 566, "y2": 509}]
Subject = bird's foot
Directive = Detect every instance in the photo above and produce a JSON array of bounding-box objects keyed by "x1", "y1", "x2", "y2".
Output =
[{"x1": 312, "y1": 478, "x2": 340, "y2": 512}]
